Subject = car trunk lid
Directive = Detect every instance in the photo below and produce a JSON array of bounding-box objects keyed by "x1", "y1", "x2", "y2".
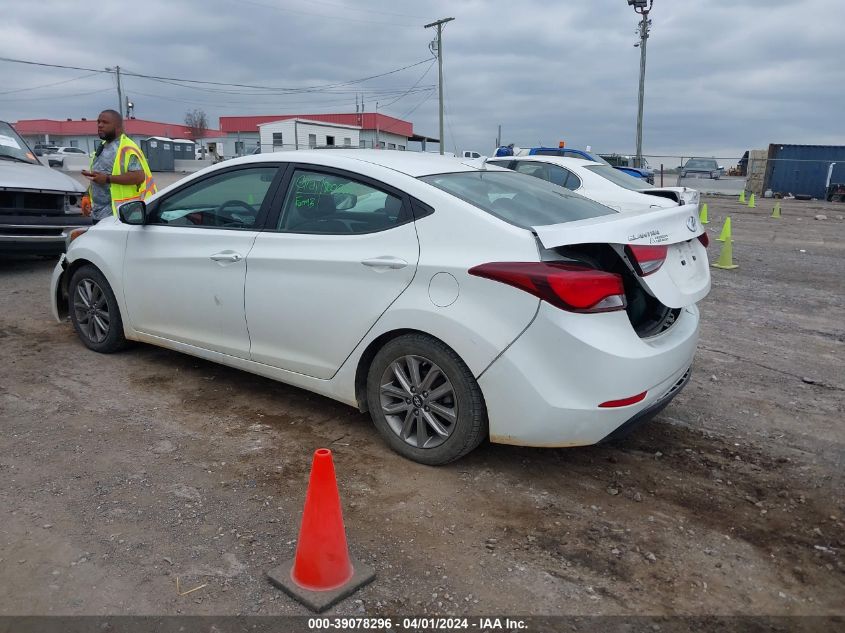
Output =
[{"x1": 533, "y1": 204, "x2": 710, "y2": 309}]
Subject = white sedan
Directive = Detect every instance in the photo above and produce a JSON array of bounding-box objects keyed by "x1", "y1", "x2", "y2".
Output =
[
  {"x1": 51, "y1": 150, "x2": 710, "y2": 464},
  {"x1": 487, "y1": 155, "x2": 699, "y2": 213}
]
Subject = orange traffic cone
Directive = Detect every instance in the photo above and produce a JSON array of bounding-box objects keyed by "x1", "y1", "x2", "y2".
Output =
[{"x1": 267, "y1": 449, "x2": 375, "y2": 612}]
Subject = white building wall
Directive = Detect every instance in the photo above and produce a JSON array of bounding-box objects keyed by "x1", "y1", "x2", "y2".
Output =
[
  {"x1": 258, "y1": 119, "x2": 360, "y2": 153},
  {"x1": 359, "y1": 130, "x2": 408, "y2": 150},
  {"x1": 223, "y1": 132, "x2": 260, "y2": 157}
]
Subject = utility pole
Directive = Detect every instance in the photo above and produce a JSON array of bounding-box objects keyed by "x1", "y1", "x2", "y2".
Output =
[
  {"x1": 627, "y1": 0, "x2": 652, "y2": 169},
  {"x1": 425, "y1": 16, "x2": 454, "y2": 155},
  {"x1": 105, "y1": 65, "x2": 124, "y2": 116},
  {"x1": 375, "y1": 101, "x2": 379, "y2": 149}
]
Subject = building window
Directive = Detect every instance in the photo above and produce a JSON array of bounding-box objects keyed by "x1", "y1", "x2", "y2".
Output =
[
  {"x1": 326, "y1": 135, "x2": 335, "y2": 147},
  {"x1": 399, "y1": 145, "x2": 406, "y2": 151},
  {"x1": 359, "y1": 140, "x2": 366, "y2": 148},
  {"x1": 344, "y1": 137, "x2": 351, "y2": 147},
  {"x1": 388, "y1": 143, "x2": 396, "y2": 150},
  {"x1": 235, "y1": 141, "x2": 245, "y2": 155},
  {"x1": 308, "y1": 133, "x2": 317, "y2": 148},
  {"x1": 272, "y1": 133, "x2": 283, "y2": 150}
]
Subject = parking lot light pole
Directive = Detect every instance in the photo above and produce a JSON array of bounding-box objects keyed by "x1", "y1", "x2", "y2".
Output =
[
  {"x1": 425, "y1": 17, "x2": 454, "y2": 155},
  {"x1": 627, "y1": 0, "x2": 652, "y2": 169}
]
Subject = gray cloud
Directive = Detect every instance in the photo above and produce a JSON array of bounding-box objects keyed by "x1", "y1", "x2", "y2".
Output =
[{"x1": 1, "y1": 0, "x2": 842, "y2": 160}]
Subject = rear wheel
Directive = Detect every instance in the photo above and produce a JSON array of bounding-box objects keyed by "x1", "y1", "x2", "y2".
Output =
[
  {"x1": 366, "y1": 334, "x2": 487, "y2": 465},
  {"x1": 68, "y1": 265, "x2": 128, "y2": 353}
]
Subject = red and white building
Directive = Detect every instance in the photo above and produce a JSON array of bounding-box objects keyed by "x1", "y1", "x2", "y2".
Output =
[
  {"x1": 13, "y1": 112, "x2": 438, "y2": 160},
  {"x1": 219, "y1": 113, "x2": 438, "y2": 156},
  {"x1": 13, "y1": 118, "x2": 225, "y2": 156}
]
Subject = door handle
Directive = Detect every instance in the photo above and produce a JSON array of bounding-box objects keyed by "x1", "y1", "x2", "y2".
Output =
[
  {"x1": 361, "y1": 256, "x2": 408, "y2": 270},
  {"x1": 210, "y1": 252, "x2": 243, "y2": 263}
]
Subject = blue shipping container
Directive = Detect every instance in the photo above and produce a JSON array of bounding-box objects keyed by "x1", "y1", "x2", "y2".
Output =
[{"x1": 767, "y1": 144, "x2": 845, "y2": 199}]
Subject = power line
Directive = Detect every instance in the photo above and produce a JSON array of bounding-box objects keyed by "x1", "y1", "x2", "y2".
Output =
[
  {"x1": 0, "y1": 56, "x2": 110, "y2": 75},
  {"x1": 378, "y1": 60, "x2": 436, "y2": 109},
  {"x1": 0, "y1": 87, "x2": 113, "y2": 102},
  {"x1": 135, "y1": 74, "x2": 434, "y2": 97},
  {"x1": 0, "y1": 72, "x2": 101, "y2": 95},
  {"x1": 120, "y1": 59, "x2": 435, "y2": 92},
  {"x1": 378, "y1": 88, "x2": 437, "y2": 137},
  {"x1": 0, "y1": 55, "x2": 435, "y2": 93},
  {"x1": 127, "y1": 86, "x2": 434, "y2": 110}
]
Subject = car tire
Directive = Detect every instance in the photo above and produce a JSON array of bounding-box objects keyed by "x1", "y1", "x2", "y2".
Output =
[
  {"x1": 68, "y1": 265, "x2": 129, "y2": 353},
  {"x1": 366, "y1": 333, "x2": 487, "y2": 465}
]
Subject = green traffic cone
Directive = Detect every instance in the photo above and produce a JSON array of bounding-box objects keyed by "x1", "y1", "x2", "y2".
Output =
[
  {"x1": 717, "y1": 216, "x2": 732, "y2": 242},
  {"x1": 699, "y1": 203, "x2": 709, "y2": 224},
  {"x1": 748, "y1": 193, "x2": 756, "y2": 208},
  {"x1": 712, "y1": 237, "x2": 738, "y2": 270},
  {"x1": 771, "y1": 202, "x2": 781, "y2": 218},
  {"x1": 739, "y1": 190, "x2": 746, "y2": 203}
]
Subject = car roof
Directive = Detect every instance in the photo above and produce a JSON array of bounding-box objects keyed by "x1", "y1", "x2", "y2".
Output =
[
  {"x1": 219, "y1": 149, "x2": 499, "y2": 178},
  {"x1": 491, "y1": 155, "x2": 604, "y2": 169}
]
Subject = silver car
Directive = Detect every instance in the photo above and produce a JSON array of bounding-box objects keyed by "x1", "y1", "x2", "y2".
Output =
[{"x1": 0, "y1": 121, "x2": 89, "y2": 255}]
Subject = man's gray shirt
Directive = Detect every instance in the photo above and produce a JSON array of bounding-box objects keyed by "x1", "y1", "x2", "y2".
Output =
[{"x1": 91, "y1": 139, "x2": 142, "y2": 221}]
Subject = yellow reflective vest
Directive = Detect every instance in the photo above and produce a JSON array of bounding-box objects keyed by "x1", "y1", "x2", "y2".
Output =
[{"x1": 88, "y1": 134, "x2": 157, "y2": 216}]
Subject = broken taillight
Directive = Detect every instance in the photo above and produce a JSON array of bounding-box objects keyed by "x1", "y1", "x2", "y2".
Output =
[{"x1": 625, "y1": 244, "x2": 668, "y2": 276}]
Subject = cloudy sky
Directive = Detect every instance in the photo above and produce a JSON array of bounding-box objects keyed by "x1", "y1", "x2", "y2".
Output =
[{"x1": 1, "y1": 0, "x2": 842, "y2": 163}]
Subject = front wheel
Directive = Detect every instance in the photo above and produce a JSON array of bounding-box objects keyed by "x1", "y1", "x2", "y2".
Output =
[
  {"x1": 366, "y1": 334, "x2": 487, "y2": 465},
  {"x1": 68, "y1": 265, "x2": 128, "y2": 353}
]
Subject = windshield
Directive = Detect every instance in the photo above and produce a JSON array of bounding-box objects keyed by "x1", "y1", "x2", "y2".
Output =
[
  {"x1": 0, "y1": 122, "x2": 38, "y2": 164},
  {"x1": 685, "y1": 159, "x2": 717, "y2": 169},
  {"x1": 420, "y1": 170, "x2": 616, "y2": 228},
  {"x1": 584, "y1": 164, "x2": 654, "y2": 190}
]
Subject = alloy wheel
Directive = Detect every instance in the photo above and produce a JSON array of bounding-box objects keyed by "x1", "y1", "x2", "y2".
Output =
[
  {"x1": 73, "y1": 278, "x2": 110, "y2": 344},
  {"x1": 379, "y1": 355, "x2": 458, "y2": 450}
]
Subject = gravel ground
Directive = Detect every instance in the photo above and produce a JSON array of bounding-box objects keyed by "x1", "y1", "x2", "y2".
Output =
[{"x1": 0, "y1": 195, "x2": 843, "y2": 620}]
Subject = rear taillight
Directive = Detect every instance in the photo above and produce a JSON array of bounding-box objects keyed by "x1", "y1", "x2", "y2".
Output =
[
  {"x1": 468, "y1": 262, "x2": 626, "y2": 313},
  {"x1": 697, "y1": 232, "x2": 710, "y2": 248},
  {"x1": 625, "y1": 244, "x2": 668, "y2": 276}
]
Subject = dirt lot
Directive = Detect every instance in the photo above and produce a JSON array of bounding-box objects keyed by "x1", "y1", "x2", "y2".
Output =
[{"x1": 0, "y1": 195, "x2": 843, "y2": 621}]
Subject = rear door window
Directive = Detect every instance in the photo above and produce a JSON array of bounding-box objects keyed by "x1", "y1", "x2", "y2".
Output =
[{"x1": 276, "y1": 169, "x2": 410, "y2": 234}]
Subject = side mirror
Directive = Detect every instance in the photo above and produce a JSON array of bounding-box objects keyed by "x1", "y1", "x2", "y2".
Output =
[
  {"x1": 332, "y1": 192, "x2": 356, "y2": 211},
  {"x1": 119, "y1": 200, "x2": 147, "y2": 225}
]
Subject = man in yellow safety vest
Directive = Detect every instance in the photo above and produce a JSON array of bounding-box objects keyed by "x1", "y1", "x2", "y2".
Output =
[{"x1": 81, "y1": 109, "x2": 156, "y2": 224}]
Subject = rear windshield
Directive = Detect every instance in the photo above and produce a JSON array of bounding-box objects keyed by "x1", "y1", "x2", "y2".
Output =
[
  {"x1": 420, "y1": 170, "x2": 616, "y2": 228},
  {"x1": 584, "y1": 164, "x2": 654, "y2": 190}
]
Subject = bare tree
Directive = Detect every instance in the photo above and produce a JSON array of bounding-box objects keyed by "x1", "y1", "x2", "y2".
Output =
[{"x1": 184, "y1": 109, "x2": 208, "y2": 142}]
